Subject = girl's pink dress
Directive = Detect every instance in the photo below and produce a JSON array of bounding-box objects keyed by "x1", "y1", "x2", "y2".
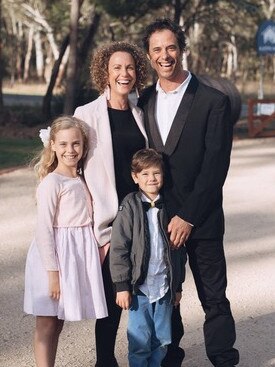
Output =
[{"x1": 24, "y1": 172, "x2": 108, "y2": 321}]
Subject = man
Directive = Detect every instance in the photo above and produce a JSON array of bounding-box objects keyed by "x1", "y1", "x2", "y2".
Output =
[{"x1": 138, "y1": 18, "x2": 239, "y2": 367}]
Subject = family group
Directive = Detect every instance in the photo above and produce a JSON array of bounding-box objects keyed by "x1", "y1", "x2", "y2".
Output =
[{"x1": 23, "y1": 18, "x2": 239, "y2": 367}]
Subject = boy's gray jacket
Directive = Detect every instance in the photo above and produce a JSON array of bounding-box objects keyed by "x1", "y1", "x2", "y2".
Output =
[{"x1": 110, "y1": 191, "x2": 187, "y2": 302}]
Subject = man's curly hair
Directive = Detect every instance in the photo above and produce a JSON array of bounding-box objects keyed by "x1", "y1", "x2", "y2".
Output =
[{"x1": 90, "y1": 42, "x2": 148, "y2": 95}]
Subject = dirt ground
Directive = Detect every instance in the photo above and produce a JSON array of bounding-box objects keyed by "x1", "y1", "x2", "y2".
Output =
[{"x1": 0, "y1": 137, "x2": 275, "y2": 367}]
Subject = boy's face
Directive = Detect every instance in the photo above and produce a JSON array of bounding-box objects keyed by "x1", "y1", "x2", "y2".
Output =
[{"x1": 132, "y1": 165, "x2": 163, "y2": 200}]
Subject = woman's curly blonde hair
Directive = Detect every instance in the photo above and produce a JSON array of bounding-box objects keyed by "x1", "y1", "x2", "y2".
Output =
[{"x1": 91, "y1": 41, "x2": 148, "y2": 95}]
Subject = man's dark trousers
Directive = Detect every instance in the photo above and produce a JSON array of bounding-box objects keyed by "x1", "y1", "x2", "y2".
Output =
[{"x1": 162, "y1": 238, "x2": 239, "y2": 367}]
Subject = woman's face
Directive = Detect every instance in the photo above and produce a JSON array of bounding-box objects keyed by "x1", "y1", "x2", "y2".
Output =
[{"x1": 108, "y1": 51, "x2": 136, "y2": 98}]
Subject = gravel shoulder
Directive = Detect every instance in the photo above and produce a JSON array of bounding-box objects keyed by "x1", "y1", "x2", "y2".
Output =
[{"x1": 0, "y1": 138, "x2": 275, "y2": 367}]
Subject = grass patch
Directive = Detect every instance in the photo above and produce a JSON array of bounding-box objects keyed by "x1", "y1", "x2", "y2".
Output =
[{"x1": 0, "y1": 137, "x2": 41, "y2": 170}]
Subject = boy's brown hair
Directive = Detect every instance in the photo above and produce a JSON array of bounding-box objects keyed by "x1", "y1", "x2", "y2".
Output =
[{"x1": 131, "y1": 148, "x2": 164, "y2": 174}]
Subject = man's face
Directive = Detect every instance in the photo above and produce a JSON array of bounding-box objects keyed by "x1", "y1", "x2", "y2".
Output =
[{"x1": 147, "y1": 29, "x2": 183, "y2": 82}]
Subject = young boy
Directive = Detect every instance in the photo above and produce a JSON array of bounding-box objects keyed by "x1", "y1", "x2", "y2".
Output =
[{"x1": 110, "y1": 148, "x2": 187, "y2": 367}]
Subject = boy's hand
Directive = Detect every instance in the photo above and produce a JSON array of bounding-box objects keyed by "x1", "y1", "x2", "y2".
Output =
[
  {"x1": 48, "y1": 271, "x2": 60, "y2": 300},
  {"x1": 116, "y1": 291, "x2": 132, "y2": 310},
  {"x1": 174, "y1": 292, "x2": 182, "y2": 307}
]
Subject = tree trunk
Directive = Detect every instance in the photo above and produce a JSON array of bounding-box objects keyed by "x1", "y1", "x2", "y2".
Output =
[
  {"x1": 42, "y1": 34, "x2": 70, "y2": 120},
  {"x1": 74, "y1": 11, "x2": 101, "y2": 102},
  {"x1": 173, "y1": 0, "x2": 182, "y2": 24},
  {"x1": 188, "y1": 21, "x2": 203, "y2": 73},
  {"x1": 44, "y1": 44, "x2": 53, "y2": 84},
  {"x1": 57, "y1": 11, "x2": 101, "y2": 96},
  {"x1": 63, "y1": 0, "x2": 82, "y2": 114},
  {"x1": 22, "y1": 4, "x2": 59, "y2": 60},
  {"x1": 55, "y1": 46, "x2": 70, "y2": 89},
  {"x1": 78, "y1": 12, "x2": 101, "y2": 62},
  {"x1": 229, "y1": 36, "x2": 238, "y2": 81},
  {"x1": 0, "y1": 0, "x2": 3, "y2": 112},
  {"x1": 15, "y1": 20, "x2": 23, "y2": 82},
  {"x1": 23, "y1": 25, "x2": 34, "y2": 82},
  {"x1": 34, "y1": 29, "x2": 44, "y2": 81}
]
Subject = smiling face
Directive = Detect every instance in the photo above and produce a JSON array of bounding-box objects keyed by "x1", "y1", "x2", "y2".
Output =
[
  {"x1": 51, "y1": 127, "x2": 84, "y2": 176},
  {"x1": 108, "y1": 51, "x2": 136, "y2": 99},
  {"x1": 132, "y1": 165, "x2": 163, "y2": 200},
  {"x1": 147, "y1": 29, "x2": 184, "y2": 85}
]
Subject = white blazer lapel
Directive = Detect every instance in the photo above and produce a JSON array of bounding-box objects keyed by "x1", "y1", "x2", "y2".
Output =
[
  {"x1": 130, "y1": 101, "x2": 149, "y2": 148},
  {"x1": 96, "y1": 96, "x2": 117, "y2": 189}
]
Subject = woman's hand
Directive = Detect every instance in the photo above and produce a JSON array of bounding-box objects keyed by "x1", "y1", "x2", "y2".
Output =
[
  {"x1": 174, "y1": 292, "x2": 182, "y2": 307},
  {"x1": 116, "y1": 291, "x2": 132, "y2": 310},
  {"x1": 48, "y1": 271, "x2": 60, "y2": 300},
  {"x1": 98, "y1": 243, "x2": 111, "y2": 265}
]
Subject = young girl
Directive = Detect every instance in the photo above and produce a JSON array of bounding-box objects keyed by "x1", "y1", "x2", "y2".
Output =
[{"x1": 24, "y1": 115, "x2": 107, "y2": 367}]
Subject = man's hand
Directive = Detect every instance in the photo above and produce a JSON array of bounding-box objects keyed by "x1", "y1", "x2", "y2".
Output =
[
  {"x1": 48, "y1": 271, "x2": 60, "y2": 300},
  {"x1": 168, "y1": 215, "x2": 192, "y2": 248},
  {"x1": 116, "y1": 291, "x2": 132, "y2": 310}
]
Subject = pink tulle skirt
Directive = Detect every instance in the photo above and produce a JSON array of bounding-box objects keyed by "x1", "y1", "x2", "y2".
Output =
[{"x1": 24, "y1": 225, "x2": 108, "y2": 321}]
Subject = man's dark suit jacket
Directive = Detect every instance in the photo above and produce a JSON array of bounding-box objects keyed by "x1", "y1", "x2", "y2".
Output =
[{"x1": 138, "y1": 74, "x2": 233, "y2": 240}]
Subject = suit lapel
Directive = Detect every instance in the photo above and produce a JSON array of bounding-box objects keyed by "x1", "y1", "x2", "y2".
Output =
[
  {"x1": 146, "y1": 75, "x2": 199, "y2": 155},
  {"x1": 164, "y1": 75, "x2": 199, "y2": 155},
  {"x1": 147, "y1": 89, "x2": 165, "y2": 152}
]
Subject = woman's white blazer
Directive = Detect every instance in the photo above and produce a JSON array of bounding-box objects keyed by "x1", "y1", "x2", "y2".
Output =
[{"x1": 74, "y1": 94, "x2": 148, "y2": 247}]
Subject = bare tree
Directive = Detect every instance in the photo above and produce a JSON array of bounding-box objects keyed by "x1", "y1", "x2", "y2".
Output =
[
  {"x1": 33, "y1": 28, "x2": 44, "y2": 80},
  {"x1": 42, "y1": 34, "x2": 70, "y2": 120},
  {"x1": 23, "y1": 24, "x2": 34, "y2": 81},
  {"x1": 63, "y1": 0, "x2": 83, "y2": 114},
  {"x1": 22, "y1": 3, "x2": 59, "y2": 60},
  {"x1": 260, "y1": 0, "x2": 275, "y2": 18}
]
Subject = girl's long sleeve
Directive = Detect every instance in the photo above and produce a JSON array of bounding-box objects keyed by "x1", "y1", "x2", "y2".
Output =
[{"x1": 35, "y1": 175, "x2": 60, "y2": 271}]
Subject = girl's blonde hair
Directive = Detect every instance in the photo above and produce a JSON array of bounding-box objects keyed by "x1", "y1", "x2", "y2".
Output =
[{"x1": 33, "y1": 115, "x2": 89, "y2": 180}]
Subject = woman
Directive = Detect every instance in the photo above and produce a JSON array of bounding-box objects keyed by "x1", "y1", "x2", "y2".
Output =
[{"x1": 74, "y1": 41, "x2": 148, "y2": 367}]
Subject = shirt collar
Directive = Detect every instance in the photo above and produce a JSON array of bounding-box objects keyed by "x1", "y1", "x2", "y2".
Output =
[
  {"x1": 156, "y1": 71, "x2": 191, "y2": 94},
  {"x1": 141, "y1": 192, "x2": 160, "y2": 203}
]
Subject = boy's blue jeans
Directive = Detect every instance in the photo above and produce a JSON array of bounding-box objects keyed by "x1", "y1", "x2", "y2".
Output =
[{"x1": 127, "y1": 292, "x2": 173, "y2": 367}]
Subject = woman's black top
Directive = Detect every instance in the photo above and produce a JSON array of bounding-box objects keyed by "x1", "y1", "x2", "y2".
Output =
[{"x1": 108, "y1": 107, "x2": 146, "y2": 203}]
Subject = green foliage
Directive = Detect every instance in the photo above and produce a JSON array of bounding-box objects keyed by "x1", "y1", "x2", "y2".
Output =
[
  {"x1": 95, "y1": 0, "x2": 169, "y2": 19},
  {"x1": 0, "y1": 0, "x2": 274, "y2": 112},
  {"x1": 51, "y1": 87, "x2": 99, "y2": 116},
  {"x1": 0, "y1": 106, "x2": 44, "y2": 127},
  {"x1": 230, "y1": 0, "x2": 260, "y2": 15},
  {"x1": 0, "y1": 137, "x2": 40, "y2": 169},
  {"x1": 44, "y1": 1, "x2": 71, "y2": 38}
]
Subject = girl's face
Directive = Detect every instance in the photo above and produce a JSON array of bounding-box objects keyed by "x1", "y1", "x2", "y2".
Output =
[
  {"x1": 108, "y1": 51, "x2": 136, "y2": 98},
  {"x1": 51, "y1": 127, "x2": 84, "y2": 175}
]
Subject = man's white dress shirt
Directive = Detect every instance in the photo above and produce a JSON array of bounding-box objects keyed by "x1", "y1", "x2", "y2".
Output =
[{"x1": 155, "y1": 72, "x2": 192, "y2": 145}]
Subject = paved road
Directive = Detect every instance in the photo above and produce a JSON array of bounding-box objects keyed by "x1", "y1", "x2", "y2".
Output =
[
  {"x1": 0, "y1": 138, "x2": 275, "y2": 367},
  {"x1": 3, "y1": 94, "x2": 43, "y2": 107}
]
